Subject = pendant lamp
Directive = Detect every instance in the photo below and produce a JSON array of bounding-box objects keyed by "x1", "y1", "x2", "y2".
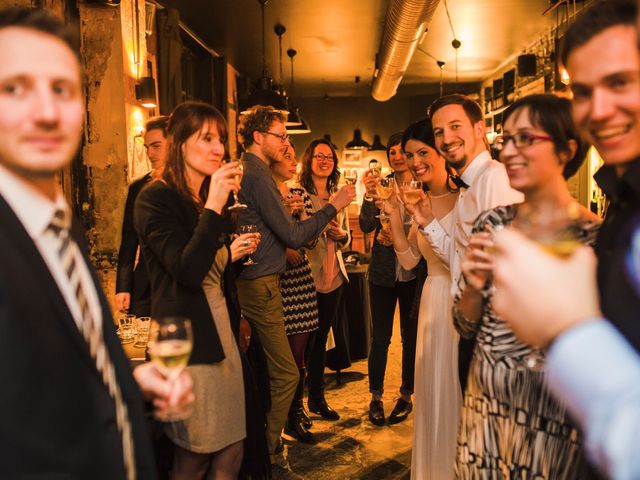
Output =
[{"x1": 240, "y1": 0, "x2": 289, "y2": 114}]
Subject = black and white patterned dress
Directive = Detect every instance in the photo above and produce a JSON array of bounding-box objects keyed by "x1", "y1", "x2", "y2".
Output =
[
  {"x1": 281, "y1": 189, "x2": 320, "y2": 336},
  {"x1": 453, "y1": 204, "x2": 600, "y2": 480}
]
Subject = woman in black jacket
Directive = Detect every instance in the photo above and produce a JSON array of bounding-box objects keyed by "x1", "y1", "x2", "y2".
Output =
[{"x1": 134, "y1": 101, "x2": 262, "y2": 479}]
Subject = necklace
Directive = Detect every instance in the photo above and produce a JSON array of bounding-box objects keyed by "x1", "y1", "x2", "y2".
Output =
[{"x1": 429, "y1": 191, "x2": 453, "y2": 199}]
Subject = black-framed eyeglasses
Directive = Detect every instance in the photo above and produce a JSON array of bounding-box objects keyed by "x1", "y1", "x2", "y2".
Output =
[
  {"x1": 261, "y1": 131, "x2": 290, "y2": 143},
  {"x1": 312, "y1": 153, "x2": 335, "y2": 162},
  {"x1": 494, "y1": 132, "x2": 554, "y2": 151}
]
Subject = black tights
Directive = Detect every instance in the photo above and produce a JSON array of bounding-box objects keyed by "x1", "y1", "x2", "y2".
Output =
[{"x1": 287, "y1": 332, "x2": 310, "y2": 368}]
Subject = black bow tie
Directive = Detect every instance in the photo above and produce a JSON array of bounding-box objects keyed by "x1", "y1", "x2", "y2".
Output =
[{"x1": 450, "y1": 175, "x2": 469, "y2": 189}]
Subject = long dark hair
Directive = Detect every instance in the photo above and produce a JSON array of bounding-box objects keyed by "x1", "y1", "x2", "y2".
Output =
[
  {"x1": 162, "y1": 101, "x2": 228, "y2": 207},
  {"x1": 299, "y1": 139, "x2": 341, "y2": 195},
  {"x1": 502, "y1": 94, "x2": 589, "y2": 179},
  {"x1": 401, "y1": 118, "x2": 459, "y2": 193}
]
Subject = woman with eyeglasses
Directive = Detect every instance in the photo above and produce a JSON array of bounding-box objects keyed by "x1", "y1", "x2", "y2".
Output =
[
  {"x1": 380, "y1": 119, "x2": 461, "y2": 479},
  {"x1": 452, "y1": 94, "x2": 600, "y2": 479},
  {"x1": 269, "y1": 143, "x2": 319, "y2": 444},
  {"x1": 299, "y1": 139, "x2": 351, "y2": 421}
]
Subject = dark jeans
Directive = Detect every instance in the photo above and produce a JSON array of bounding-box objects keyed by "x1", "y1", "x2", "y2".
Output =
[
  {"x1": 307, "y1": 284, "x2": 344, "y2": 396},
  {"x1": 367, "y1": 279, "x2": 418, "y2": 396}
]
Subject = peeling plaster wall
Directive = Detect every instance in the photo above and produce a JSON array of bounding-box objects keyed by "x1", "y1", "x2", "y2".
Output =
[{"x1": 79, "y1": 1, "x2": 147, "y2": 314}]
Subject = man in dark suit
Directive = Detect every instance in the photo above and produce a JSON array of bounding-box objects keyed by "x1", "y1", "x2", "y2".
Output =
[
  {"x1": 0, "y1": 7, "x2": 192, "y2": 479},
  {"x1": 115, "y1": 115, "x2": 168, "y2": 315}
]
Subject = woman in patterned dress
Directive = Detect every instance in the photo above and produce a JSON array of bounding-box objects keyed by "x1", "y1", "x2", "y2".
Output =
[
  {"x1": 453, "y1": 94, "x2": 601, "y2": 479},
  {"x1": 270, "y1": 143, "x2": 320, "y2": 444}
]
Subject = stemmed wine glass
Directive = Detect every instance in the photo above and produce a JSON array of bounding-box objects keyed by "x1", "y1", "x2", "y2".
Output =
[
  {"x1": 288, "y1": 187, "x2": 305, "y2": 220},
  {"x1": 369, "y1": 160, "x2": 382, "y2": 178},
  {"x1": 400, "y1": 180, "x2": 423, "y2": 224},
  {"x1": 511, "y1": 201, "x2": 581, "y2": 371},
  {"x1": 343, "y1": 169, "x2": 358, "y2": 185},
  {"x1": 376, "y1": 177, "x2": 395, "y2": 221},
  {"x1": 147, "y1": 316, "x2": 193, "y2": 421},
  {"x1": 239, "y1": 224, "x2": 258, "y2": 265},
  {"x1": 227, "y1": 161, "x2": 247, "y2": 211}
]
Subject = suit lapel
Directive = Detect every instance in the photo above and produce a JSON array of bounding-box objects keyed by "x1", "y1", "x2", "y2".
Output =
[{"x1": 0, "y1": 195, "x2": 93, "y2": 361}]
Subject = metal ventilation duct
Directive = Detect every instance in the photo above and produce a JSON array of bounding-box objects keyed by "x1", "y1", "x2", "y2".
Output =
[{"x1": 371, "y1": 0, "x2": 441, "y2": 102}]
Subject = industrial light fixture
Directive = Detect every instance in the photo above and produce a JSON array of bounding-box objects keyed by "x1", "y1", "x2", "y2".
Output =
[
  {"x1": 323, "y1": 133, "x2": 338, "y2": 150},
  {"x1": 287, "y1": 117, "x2": 311, "y2": 134},
  {"x1": 240, "y1": 0, "x2": 289, "y2": 114},
  {"x1": 345, "y1": 129, "x2": 370, "y2": 150},
  {"x1": 370, "y1": 135, "x2": 386, "y2": 151},
  {"x1": 274, "y1": 24, "x2": 302, "y2": 126},
  {"x1": 286, "y1": 107, "x2": 302, "y2": 126},
  {"x1": 135, "y1": 76, "x2": 157, "y2": 108},
  {"x1": 286, "y1": 48, "x2": 311, "y2": 135},
  {"x1": 344, "y1": 77, "x2": 368, "y2": 149}
]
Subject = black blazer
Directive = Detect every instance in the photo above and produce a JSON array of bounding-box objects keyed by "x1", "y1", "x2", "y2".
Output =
[
  {"x1": 0, "y1": 195, "x2": 155, "y2": 479},
  {"x1": 134, "y1": 181, "x2": 241, "y2": 365},
  {"x1": 116, "y1": 172, "x2": 152, "y2": 315}
]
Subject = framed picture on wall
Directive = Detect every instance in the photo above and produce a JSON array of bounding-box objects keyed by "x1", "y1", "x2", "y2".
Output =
[{"x1": 342, "y1": 150, "x2": 363, "y2": 167}]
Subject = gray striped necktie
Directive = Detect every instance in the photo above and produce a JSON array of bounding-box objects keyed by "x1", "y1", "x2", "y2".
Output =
[{"x1": 48, "y1": 209, "x2": 136, "y2": 480}]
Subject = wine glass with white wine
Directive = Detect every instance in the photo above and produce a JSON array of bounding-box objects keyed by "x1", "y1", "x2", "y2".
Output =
[
  {"x1": 512, "y1": 201, "x2": 582, "y2": 371},
  {"x1": 400, "y1": 180, "x2": 423, "y2": 224},
  {"x1": 376, "y1": 177, "x2": 395, "y2": 219},
  {"x1": 147, "y1": 316, "x2": 193, "y2": 421},
  {"x1": 343, "y1": 169, "x2": 358, "y2": 185},
  {"x1": 227, "y1": 161, "x2": 247, "y2": 211},
  {"x1": 368, "y1": 160, "x2": 382, "y2": 178},
  {"x1": 239, "y1": 224, "x2": 258, "y2": 265}
]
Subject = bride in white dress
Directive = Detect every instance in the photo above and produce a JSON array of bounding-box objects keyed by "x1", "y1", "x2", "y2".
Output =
[{"x1": 382, "y1": 119, "x2": 461, "y2": 479}]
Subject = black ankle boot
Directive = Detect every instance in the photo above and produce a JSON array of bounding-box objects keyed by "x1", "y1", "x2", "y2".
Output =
[
  {"x1": 308, "y1": 393, "x2": 340, "y2": 421},
  {"x1": 284, "y1": 399, "x2": 316, "y2": 444},
  {"x1": 284, "y1": 370, "x2": 316, "y2": 444},
  {"x1": 298, "y1": 368, "x2": 312, "y2": 429}
]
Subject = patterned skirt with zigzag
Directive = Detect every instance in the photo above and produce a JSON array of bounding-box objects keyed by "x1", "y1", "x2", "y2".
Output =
[{"x1": 281, "y1": 254, "x2": 319, "y2": 335}]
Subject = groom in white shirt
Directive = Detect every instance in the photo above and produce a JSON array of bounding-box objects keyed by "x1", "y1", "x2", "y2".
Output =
[{"x1": 417, "y1": 94, "x2": 523, "y2": 390}]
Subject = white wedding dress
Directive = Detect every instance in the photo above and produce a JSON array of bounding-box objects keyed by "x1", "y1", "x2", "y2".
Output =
[{"x1": 397, "y1": 207, "x2": 461, "y2": 479}]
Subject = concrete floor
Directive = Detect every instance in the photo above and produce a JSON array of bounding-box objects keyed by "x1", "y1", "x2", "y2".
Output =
[{"x1": 280, "y1": 320, "x2": 413, "y2": 479}]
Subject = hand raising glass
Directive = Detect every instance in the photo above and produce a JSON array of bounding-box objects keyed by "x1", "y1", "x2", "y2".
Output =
[
  {"x1": 239, "y1": 225, "x2": 258, "y2": 265},
  {"x1": 227, "y1": 161, "x2": 247, "y2": 211},
  {"x1": 147, "y1": 316, "x2": 193, "y2": 421}
]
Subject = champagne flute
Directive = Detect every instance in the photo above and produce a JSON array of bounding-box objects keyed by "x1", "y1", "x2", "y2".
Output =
[
  {"x1": 239, "y1": 224, "x2": 258, "y2": 265},
  {"x1": 227, "y1": 161, "x2": 247, "y2": 211},
  {"x1": 288, "y1": 187, "x2": 305, "y2": 219},
  {"x1": 376, "y1": 177, "x2": 395, "y2": 219},
  {"x1": 369, "y1": 159, "x2": 382, "y2": 178},
  {"x1": 343, "y1": 169, "x2": 358, "y2": 185},
  {"x1": 400, "y1": 180, "x2": 423, "y2": 206},
  {"x1": 379, "y1": 212, "x2": 391, "y2": 230},
  {"x1": 400, "y1": 180, "x2": 423, "y2": 225},
  {"x1": 376, "y1": 177, "x2": 395, "y2": 201},
  {"x1": 147, "y1": 316, "x2": 193, "y2": 421}
]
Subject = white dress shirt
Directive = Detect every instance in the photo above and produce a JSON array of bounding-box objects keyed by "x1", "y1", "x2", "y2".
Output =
[
  {"x1": 0, "y1": 163, "x2": 104, "y2": 332},
  {"x1": 547, "y1": 320, "x2": 640, "y2": 480},
  {"x1": 420, "y1": 150, "x2": 523, "y2": 295}
]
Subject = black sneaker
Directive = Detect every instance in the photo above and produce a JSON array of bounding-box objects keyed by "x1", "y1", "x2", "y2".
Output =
[
  {"x1": 368, "y1": 399, "x2": 385, "y2": 426},
  {"x1": 388, "y1": 397, "x2": 412, "y2": 424}
]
